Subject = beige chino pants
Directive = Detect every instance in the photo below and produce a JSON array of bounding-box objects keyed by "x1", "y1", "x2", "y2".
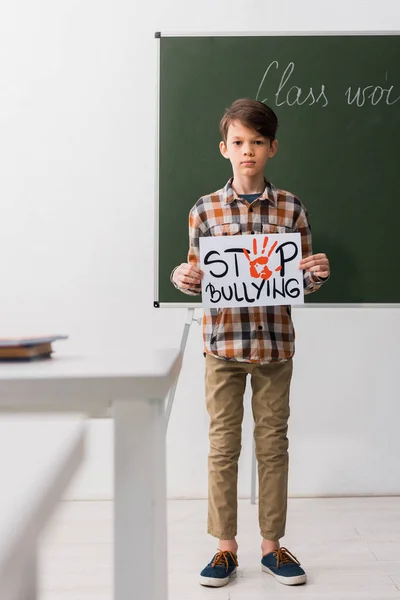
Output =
[{"x1": 205, "y1": 353, "x2": 293, "y2": 541}]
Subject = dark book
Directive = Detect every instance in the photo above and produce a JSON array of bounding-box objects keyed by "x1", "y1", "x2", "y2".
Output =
[{"x1": 0, "y1": 343, "x2": 53, "y2": 360}]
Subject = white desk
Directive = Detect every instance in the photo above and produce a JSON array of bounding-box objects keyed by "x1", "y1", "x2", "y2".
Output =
[
  {"x1": 0, "y1": 415, "x2": 85, "y2": 600},
  {"x1": 0, "y1": 349, "x2": 182, "y2": 600}
]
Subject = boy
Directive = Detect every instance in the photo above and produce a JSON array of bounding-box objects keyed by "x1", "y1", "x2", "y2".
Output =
[{"x1": 171, "y1": 99, "x2": 330, "y2": 588}]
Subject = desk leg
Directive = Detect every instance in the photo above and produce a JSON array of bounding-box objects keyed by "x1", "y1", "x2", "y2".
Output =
[
  {"x1": 114, "y1": 398, "x2": 167, "y2": 600},
  {"x1": 20, "y1": 550, "x2": 37, "y2": 600}
]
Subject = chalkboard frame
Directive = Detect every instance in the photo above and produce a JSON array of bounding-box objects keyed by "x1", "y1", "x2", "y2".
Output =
[{"x1": 154, "y1": 31, "x2": 400, "y2": 309}]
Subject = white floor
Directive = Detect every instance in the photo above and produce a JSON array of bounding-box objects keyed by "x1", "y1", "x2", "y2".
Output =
[{"x1": 39, "y1": 497, "x2": 400, "y2": 599}]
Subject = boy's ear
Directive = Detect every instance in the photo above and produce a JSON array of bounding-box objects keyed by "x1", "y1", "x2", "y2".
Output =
[
  {"x1": 269, "y1": 139, "x2": 278, "y2": 158},
  {"x1": 219, "y1": 140, "x2": 229, "y2": 159}
]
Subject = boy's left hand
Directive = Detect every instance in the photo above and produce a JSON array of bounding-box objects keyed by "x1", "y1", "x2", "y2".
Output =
[{"x1": 299, "y1": 253, "x2": 330, "y2": 280}]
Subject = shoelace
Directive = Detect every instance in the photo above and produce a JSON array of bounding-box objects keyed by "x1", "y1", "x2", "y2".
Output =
[
  {"x1": 273, "y1": 547, "x2": 301, "y2": 569},
  {"x1": 212, "y1": 550, "x2": 239, "y2": 571}
]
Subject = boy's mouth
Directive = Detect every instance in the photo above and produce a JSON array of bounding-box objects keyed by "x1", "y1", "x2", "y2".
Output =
[{"x1": 241, "y1": 161, "x2": 256, "y2": 165}]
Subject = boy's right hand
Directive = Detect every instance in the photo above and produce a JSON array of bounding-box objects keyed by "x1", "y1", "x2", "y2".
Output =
[{"x1": 173, "y1": 263, "x2": 204, "y2": 290}]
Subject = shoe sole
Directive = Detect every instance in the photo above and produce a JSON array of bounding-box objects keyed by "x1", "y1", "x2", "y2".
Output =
[
  {"x1": 199, "y1": 568, "x2": 237, "y2": 587},
  {"x1": 262, "y1": 565, "x2": 307, "y2": 585}
]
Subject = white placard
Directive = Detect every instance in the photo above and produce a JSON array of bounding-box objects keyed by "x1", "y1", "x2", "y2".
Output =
[{"x1": 199, "y1": 233, "x2": 304, "y2": 308}]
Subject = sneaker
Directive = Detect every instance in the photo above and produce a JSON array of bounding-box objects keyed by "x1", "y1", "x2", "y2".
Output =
[
  {"x1": 199, "y1": 550, "x2": 238, "y2": 587},
  {"x1": 261, "y1": 546, "x2": 307, "y2": 585}
]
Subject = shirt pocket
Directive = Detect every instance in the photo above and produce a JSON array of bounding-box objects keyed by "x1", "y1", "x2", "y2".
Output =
[
  {"x1": 262, "y1": 223, "x2": 293, "y2": 234},
  {"x1": 209, "y1": 222, "x2": 241, "y2": 236}
]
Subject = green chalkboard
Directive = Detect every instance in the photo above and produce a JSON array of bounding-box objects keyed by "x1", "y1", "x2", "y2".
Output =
[{"x1": 156, "y1": 34, "x2": 400, "y2": 306}]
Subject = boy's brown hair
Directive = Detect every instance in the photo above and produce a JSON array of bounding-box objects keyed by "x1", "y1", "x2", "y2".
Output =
[{"x1": 220, "y1": 98, "x2": 278, "y2": 143}]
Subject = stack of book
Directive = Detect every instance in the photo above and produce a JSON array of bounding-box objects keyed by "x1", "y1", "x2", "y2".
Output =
[{"x1": 0, "y1": 335, "x2": 68, "y2": 361}]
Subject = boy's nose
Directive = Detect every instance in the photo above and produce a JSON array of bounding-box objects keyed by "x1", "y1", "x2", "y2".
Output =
[{"x1": 243, "y1": 146, "x2": 254, "y2": 156}]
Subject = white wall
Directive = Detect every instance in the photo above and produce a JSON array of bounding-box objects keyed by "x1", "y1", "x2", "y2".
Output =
[{"x1": 0, "y1": 0, "x2": 399, "y2": 500}]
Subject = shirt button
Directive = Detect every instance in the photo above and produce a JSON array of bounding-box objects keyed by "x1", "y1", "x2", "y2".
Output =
[
  {"x1": 258, "y1": 325, "x2": 263, "y2": 331},
  {"x1": 249, "y1": 208, "x2": 254, "y2": 213}
]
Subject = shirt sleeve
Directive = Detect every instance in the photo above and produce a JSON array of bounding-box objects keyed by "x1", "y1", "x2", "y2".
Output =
[
  {"x1": 295, "y1": 203, "x2": 329, "y2": 295},
  {"x1": 169, "y1": 205, "x2": 203, "y2": 296}
]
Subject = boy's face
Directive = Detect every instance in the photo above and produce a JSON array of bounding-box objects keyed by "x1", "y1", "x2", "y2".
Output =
[{"x1": 219, "y1": 120, "x2": 278, "y2": 177}]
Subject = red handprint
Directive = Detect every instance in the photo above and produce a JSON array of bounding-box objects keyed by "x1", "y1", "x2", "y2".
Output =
[{"x1": 243, "y1": 236, "x2": 282, "y2": 280}]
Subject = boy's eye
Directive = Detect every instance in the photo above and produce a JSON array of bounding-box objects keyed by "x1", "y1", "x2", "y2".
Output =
[{"x1": 232, "y1": 140, "x2": 264, "y2": 146}]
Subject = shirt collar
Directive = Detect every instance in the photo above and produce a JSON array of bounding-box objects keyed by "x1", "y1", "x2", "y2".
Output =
[{"x1": 223, "y1": 177, "x2": 277, "y2": 206}]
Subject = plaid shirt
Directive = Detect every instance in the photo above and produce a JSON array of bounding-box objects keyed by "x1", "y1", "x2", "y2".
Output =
[{"x1": 173, "y1": 178, "x2": 327, "y2": 363}]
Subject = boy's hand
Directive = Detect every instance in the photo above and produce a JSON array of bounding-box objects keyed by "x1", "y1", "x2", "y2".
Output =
[
  {"x1": 299, "y1": 253, "x2": 330, "y2": 280},
  {"x1": 173, "y1": 263, "x2": 204, "y2": 290}
]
